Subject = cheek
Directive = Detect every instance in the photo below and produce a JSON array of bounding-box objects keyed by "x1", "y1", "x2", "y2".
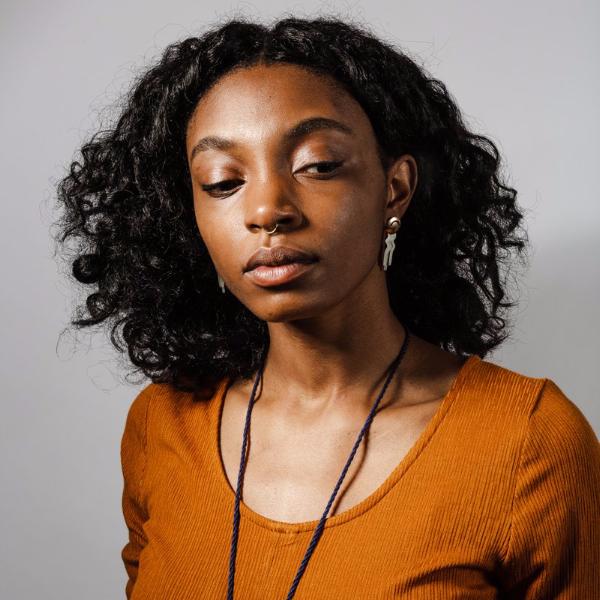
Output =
[
  {"x1": 317, "y1": 187, "x2": 383, "y2": 271},
  {"x1": 329, "y1": 159, "x2": 385, "y2": 244},
  {"x1": 193, "y1": 203, "x2": 212, "y2": 254},
  {"x1": 192, "y1": 201, "x2": 228, "y2": 268}
]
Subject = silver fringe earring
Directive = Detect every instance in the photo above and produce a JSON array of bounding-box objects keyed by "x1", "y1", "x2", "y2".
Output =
[
  {"x1": 382, "y1": 216, "x2": 401, "y2": 271},
  {"x1": 217, "y1": 272, "x2": 226, "y2": 293}
]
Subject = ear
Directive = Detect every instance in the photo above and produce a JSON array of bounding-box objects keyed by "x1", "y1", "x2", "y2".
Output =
[{"x1": 384, "y1": 154, "x2": 418, "y2": 221}]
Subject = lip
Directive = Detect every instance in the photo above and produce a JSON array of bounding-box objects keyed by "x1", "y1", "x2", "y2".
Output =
[
  {"x1": 244, "y1": 245, "x2": 318, "y2": 272},
  {"x1": 244, "y1": 261, "x2": 317, "y2": 287}
]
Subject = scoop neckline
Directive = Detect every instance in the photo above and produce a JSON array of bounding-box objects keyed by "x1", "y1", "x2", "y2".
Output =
[{"x1": 209, "y1": 353, "x2": 481, "y2": 533}]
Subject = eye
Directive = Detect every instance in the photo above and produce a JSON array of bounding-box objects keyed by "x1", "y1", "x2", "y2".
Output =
[
  {"x1": 200, "y1": 179, "x2": 244, "y2": 198},
  {"x1": 303, "y1": 160, "x2": 344, "y2": 175},
  {"x1": 199, "y1": 160, "x2": 344, "y2": 198}
]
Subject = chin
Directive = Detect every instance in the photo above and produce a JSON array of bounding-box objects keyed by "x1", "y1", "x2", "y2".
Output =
[{"x1": 245, "y1": 293, "x2": 333, "y2": 324}]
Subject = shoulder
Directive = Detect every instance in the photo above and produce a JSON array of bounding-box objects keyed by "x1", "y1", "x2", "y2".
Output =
[
  {"x1": 496, "y1": 375, "x2": 600, "y2": 591},
  {"x1": 530, "y1": 377, "x2": 594, "y2": 430},
  {"x1": 126, "y1": 378, "x2": 226, "y2": 414},
  {"x1": 455, "y1": 357, "x2": 598, "y2": 463},
  {"x1": 123, "y1": 382, "x2": 167, "y2": 432},
  {"x1": 470, "y1": 357, "x2": 599, "y2": 464},
  {"x1": 467, "y1": 356, "x2": 547, "y2": 406},
  {"x1": 520, "y1": 377, "x2": 599, "y2": 468},
  {"x1": 474, "y1": 357, "x2": 596, "y2": 435},
  {"x1": 123, "y1": 377, "x2": 229, "y2": 441},
  {"x1": 122, "y1": 382, "x2": 156, "y2": 444},
  {"x1": 456, "y1": 356, "x2": 548, "y2": 427}
]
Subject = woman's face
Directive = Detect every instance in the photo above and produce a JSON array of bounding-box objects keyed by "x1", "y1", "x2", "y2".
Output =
[{"x1": 186, "y1": 62, "x2": 415, "y2": 322}]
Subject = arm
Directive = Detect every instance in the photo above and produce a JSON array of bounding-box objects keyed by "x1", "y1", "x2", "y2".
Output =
[
  {"x1": 120, "y1": 384, "x2": 152, "y2": 599},
  {"x1": 499, "y1": 378, "x2": 600, "y2": 598}
]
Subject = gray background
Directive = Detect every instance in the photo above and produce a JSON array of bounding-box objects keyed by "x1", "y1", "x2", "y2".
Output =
[{"x1": 1, "y1": 1, "x2": 598, "y2": 597}]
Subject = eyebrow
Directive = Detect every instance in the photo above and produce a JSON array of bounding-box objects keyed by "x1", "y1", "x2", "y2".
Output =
[{"x1": 189, "y1": 116, "x2": 354, "y2": 162}]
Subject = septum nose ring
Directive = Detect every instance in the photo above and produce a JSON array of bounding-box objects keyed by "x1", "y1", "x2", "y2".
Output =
[{"x1": 265, "y1": 223, "x2": 279, "y2": 235}]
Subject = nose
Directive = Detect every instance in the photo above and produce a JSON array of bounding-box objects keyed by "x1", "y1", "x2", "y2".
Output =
[{"x1": 244, "y1": 172, "x2": 304, "y2": 235}]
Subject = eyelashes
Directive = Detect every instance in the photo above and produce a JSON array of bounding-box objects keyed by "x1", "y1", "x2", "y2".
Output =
[
  {"x1": 201, "y1": 180, "x2": 242, "y2": 194},
  {"x1": 303, "y1": 160, "x2": 344, "y2": 175},
  {"x1": 200, "y1": 160, "x2": 344, "y2": 198}
]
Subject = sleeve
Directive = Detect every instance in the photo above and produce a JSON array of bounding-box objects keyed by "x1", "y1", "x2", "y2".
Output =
[
  {"x1": 499, "y1": 378, "x2": 600, "y2": 598},
  {"x1": 120, "y1": 384, "x2": 153, "y2": 599}
]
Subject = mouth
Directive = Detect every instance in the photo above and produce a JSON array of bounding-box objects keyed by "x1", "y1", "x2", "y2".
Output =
[
  {"x1": 244, "y1": 245, "x2": 318, "y2": 271},
  {"x1": 244, "y1": 260, "x2": 317, "y2": 287}
]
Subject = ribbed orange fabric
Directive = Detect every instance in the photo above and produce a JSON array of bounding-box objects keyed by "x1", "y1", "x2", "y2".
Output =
[{"x1": 120, "y1": 355, "x2": 600, "y2": 599}]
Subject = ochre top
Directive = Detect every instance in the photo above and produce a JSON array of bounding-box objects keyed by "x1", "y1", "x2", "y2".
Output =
[{"x1": 120, "y1": 355, "x2": 600, "y2": 598}]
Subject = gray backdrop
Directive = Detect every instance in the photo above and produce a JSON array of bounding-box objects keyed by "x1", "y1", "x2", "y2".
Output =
[{"x1": 1, "y1": 1, "x2": 598, "y2": 598}]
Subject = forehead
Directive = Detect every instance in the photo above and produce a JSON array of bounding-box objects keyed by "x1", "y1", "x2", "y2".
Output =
[{"x1": 185, "y1": 63, "x2": 371, "y2": 145}]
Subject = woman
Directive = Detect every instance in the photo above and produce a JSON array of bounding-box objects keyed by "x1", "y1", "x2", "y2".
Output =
[{"x1": 54, "y1": 16, "x2": 599, "y2": 599}]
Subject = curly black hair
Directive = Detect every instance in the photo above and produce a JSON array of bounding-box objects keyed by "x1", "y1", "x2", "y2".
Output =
[{"x1": 52, "y1": 15, "x2": 529, "y2": 394}]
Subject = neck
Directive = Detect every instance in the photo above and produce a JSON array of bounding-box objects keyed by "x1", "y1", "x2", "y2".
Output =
[{"x1": 259, "y1": 276, "x2": 410, "y2": 414}]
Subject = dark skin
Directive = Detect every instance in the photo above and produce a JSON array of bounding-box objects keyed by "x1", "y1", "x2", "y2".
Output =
[{"x1": 186, "y1": 63, "x2": 467, "y2": 523}]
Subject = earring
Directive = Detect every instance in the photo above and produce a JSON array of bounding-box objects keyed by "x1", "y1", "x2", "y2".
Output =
[
  {"x1": 382, "y1": 216, "x2": 401, "y2": 271},
  {"x1": 217, "y1": 273, "x2": 226, "y2": 293}
]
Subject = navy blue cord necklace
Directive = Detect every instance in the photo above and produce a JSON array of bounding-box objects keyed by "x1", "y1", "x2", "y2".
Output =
[{"x1": 226, "y1": 326, "x2": 411, "y2": 600}]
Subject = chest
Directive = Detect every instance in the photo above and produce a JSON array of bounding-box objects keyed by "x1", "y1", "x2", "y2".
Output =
[{"x1": 218, "y1": 394, "x2": 443, "y2": 524}]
